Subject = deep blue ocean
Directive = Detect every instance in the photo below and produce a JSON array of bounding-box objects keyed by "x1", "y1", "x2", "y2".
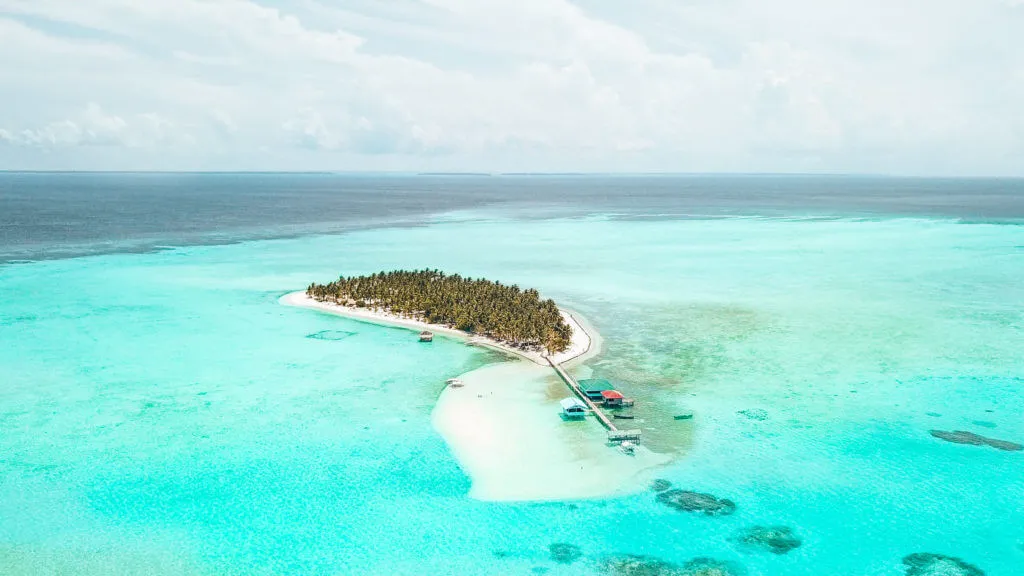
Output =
[{"x1": 3, "y1": 173, "x2": 1022, "y2": 263}]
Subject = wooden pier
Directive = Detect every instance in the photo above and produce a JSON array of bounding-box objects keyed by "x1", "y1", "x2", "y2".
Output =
[
  {"x1": 548, "y1": 358, "x2": 617, "y2": 430},
  {"x1": 548, "y1": 357, "x2": 642, "y2": 445}
]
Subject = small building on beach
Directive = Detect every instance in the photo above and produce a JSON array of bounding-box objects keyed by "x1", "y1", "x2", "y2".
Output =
[
  {"x1": 601, "y1": 390, "x2": 625, "y2": 408},
  {"x1": 419, "y1": 330, "x2": 434, "y2": 342},
  {"x1": 560, "y1": 397, "x2": 587, "y2": 419},
  {"x1": 578, "y1": 379, "x2": 613, "y2": 401}
]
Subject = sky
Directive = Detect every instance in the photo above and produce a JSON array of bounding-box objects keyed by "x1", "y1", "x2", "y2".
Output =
[{"x1": 0, "y1": 0, "x2": 1022, "y2": 174}]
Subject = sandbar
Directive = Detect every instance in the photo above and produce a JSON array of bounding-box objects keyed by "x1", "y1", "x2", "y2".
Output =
[{"x1": 281, "y1": 290, "x2": 670, "y2": 501}]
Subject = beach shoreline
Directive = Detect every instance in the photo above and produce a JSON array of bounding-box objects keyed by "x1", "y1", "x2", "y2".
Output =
[
  {"x1": 281, "y1": 289, "x2": 667, "y2": 501},
  {"x1": 279, "y1": 291, "x2": 593, "y2": 366}
]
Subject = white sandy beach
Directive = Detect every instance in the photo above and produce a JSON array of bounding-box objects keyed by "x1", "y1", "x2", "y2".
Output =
[
  {"x1": 280, "y1": 291, "x2": 592, "y2": 365},
  {"x1": 432, "y1": 360, "x2": 670, "y2": 501},
  {"x1": 281, "y1": 290, "x2": 669, "y2": 501}
]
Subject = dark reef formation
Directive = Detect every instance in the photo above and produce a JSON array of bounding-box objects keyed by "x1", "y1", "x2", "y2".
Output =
[
  {"x1": 902, "y1": 553, "x2": 985, "y2": 576},
  {"x1": 929, "y1": 430, "x2": 1022, "y2": 451},
  {"x1": 650, "y1": 479, "x2": 673, "y2": 492},
  {"x1": 737, "y1": 409, "x2": 768, "y2": 421},
  {"x1": 678, "y1": 557, "x2": 744, "y2": 576},
  {"x1": 734, "y1": 526, "x2": 802, "y2": 555},
  {"x1": 656, "y1": 490, "x2": 736, "y2": 516},
  {"x1": 549, "y1": 543, "x2": 582, "y2": 564},
  {"x1": 601, "y1": 555, "x2": 678, "y2": 576},
  {"x1": 305, "y1": 329, "x2": 357, "y2": 341},
  {"x1": 600, "y1": 555, "x2": 744, "y2": 576}
]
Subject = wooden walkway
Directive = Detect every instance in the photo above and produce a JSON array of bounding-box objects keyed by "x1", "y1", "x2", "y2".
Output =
[
  {"x1": 547, "y1": 357, "x2": 618, "y2": 431},
  {"x1": 546, "y1": 315, "x2": 642, "y2": 445}
]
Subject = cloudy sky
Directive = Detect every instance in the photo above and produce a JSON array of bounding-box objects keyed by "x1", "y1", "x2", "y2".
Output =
[{"x1": 1, "y1": 0, "x2": 1022, "y2": 174}]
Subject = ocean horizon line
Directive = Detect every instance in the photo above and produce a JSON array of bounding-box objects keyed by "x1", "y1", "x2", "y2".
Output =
[{"x1": 2, "y1": 169, "x2": 1023, "y2": 180}]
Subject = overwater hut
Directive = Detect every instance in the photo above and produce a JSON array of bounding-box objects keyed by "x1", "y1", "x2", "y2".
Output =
[
  {"x1": 419, "y1": 330, "x2": 434, "y2": 342},
  {"x1": 578, "y1": 379, "x2": 613, "y2": 401},
  {"x1": 601, "y1": 390, "x2": 625, "y2": 408},
  {"x1": 560, "y1": 397, "x2": 587, "y2": 419}
]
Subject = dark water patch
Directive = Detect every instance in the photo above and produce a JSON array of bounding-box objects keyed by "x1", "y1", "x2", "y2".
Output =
[
  {"x1": 903, "y1": 553, "x2": 984, "y2": 576},
  {"x1": 733, "y1": 526, "x2": 802, "y2": 555},
  {"x1": 737, "y1": 409, "x2": 768, "y2": 421},
  {"x1": 8, "y1": 173, "x2": 1023, "y2": 264},
  {"x1": 305, "y1": 330, "x2": 358, "y2": 341},
  {"x1": 549, "y1": 543, "x2": 582, "y2": 564},
  {"x1": 656, "y1": 490, "x2": 736, "y2": 516},
  {"x1": 970, "y1": 420, "x2": 996, "y2": 428},
  {"x1": 599, "y1": 554, "x2": 678, "y2": 576},
  {"x1": 600, "y1": 555, "x2": 744, "y2": 576},
  {"x1": 679, "y1": 557, "x2": 745, "y2": 576},
  {"x1": 650, "y1": 479, "x2": 672, "y2": 492},
  {"x1": 0, "y1": 314, "x2": 39, "y2": 326},
  {"x1": 926, "y1": 412, "x2": 942, "y2": 417},
  {"x1": 597, "y1": 303, "x2": 764, "y2": 390},
  {"x1": 929, "y1": 430, "x2": 1022, "y2": 451}
]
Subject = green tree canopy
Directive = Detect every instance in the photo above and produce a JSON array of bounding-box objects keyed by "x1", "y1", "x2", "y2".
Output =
[{"x1": 307, "y1": 269, "x2": 572, "y2": 354}]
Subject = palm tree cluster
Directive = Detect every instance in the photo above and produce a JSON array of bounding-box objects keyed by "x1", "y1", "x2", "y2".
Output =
[{"x1": 307, "y1": 269, "x2": 573, "y2": 353}]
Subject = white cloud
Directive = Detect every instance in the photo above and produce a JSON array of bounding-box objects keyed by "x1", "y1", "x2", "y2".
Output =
[
  {"x1": 0, "y1": 0, "x2": 1021, "y2": 174},
  {"x1": 0, "y1": 103, "x2": 180, "y2": 148}
]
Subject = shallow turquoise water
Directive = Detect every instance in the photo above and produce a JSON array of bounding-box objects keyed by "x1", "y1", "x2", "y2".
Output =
[{"x1": 1, "y1": 215, "x2": 1022, "y2": 575}]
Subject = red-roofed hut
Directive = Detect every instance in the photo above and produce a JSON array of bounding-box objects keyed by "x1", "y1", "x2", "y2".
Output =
[{"x1": 601, "y1": 389, "x2": 624, "y2": 407}]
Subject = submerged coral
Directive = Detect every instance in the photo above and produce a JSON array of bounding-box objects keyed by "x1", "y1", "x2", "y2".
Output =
[
  {"x1": 601, "y1": 554, "x2": 681, "y2": 576},
  {"x1": 656, "y1": 490, "x2": 736, "y2": 516},
  {"x1": 600, "y1": 555, "x2": 743, "y2": 576},
  {"x1": 738, "y1": 409, "x2": 768, "y2": 421},
  {"x1": 305, "y1": 329, "x2": 357, "y2": 341},
  {"x1": 902, "y1": 553, "x2": 985, "y2": 576},
  {"x1": 549, "y1": 543, "x2": 582, "y2": 564},
  {"x1": 929, "y1": 430, "x2": 1022, "y2": 451},
  {"x1": 734, "y1": 526, "x2": 802, "y2": 555},
  {"x1": 650, "y1": 479, "x2": 673, "y2": 492}
]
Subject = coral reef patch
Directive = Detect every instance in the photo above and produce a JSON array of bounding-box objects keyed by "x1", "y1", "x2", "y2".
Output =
[
  {"x1": 600, "y1": 555, "x2": 744, "y2": 576},
  {"x1": 902, "y1": 553, "x2": 984, "y2": 576},
  {"x1": 656, "y1": 490, "x2": 736, "y2": 516},
  {"x1": 734, "y1": 526, "x2": 802, "y2": 555},
  {"x1": 549, "y1": 543, "x2": 582, "y2": 564},
  {"x1": 650, "y1": 479, "x2": 673, "y2": 492},
  {"x1": 305, "y1": 329, "x2": 357, "y2": 341},
  {"x1": 738, "y1": 409, "x2": 768, "y2": 421},
  {"x1": 929, "y1": 430, "x2": 1022, "y2": 451}
]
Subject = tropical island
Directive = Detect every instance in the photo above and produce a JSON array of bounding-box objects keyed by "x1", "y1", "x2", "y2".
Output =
[
  {"x1": 305, "y1": 269, "x2": 573, "y2": 354},
  {"x1": 281, "y1": 272, "x2": 668, "y2": 501}
]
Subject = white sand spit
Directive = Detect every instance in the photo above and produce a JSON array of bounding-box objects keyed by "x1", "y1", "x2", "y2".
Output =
[{"x1": 281, "y1": 289, "x2": 669, "y2": 501}]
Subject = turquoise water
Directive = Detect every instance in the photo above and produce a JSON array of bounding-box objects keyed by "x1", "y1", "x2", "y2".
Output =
[{"x1": 1, "y1": 214, "x2": 1022, "y2": 575}]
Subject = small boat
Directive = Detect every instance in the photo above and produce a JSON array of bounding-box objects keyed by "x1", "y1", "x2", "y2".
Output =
[
  {"x1": 419, "y1": 330, "x2": 434, "y2": 342},
  {"x1": 613, "y1": 414, "x2": 635, "y2": 420},
  {"x1": 446, "y1": 378, "x2": 464, "y2": 388},
  {"x1": 619, "y1": 440, "x2": 636, "y2": 455}
]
